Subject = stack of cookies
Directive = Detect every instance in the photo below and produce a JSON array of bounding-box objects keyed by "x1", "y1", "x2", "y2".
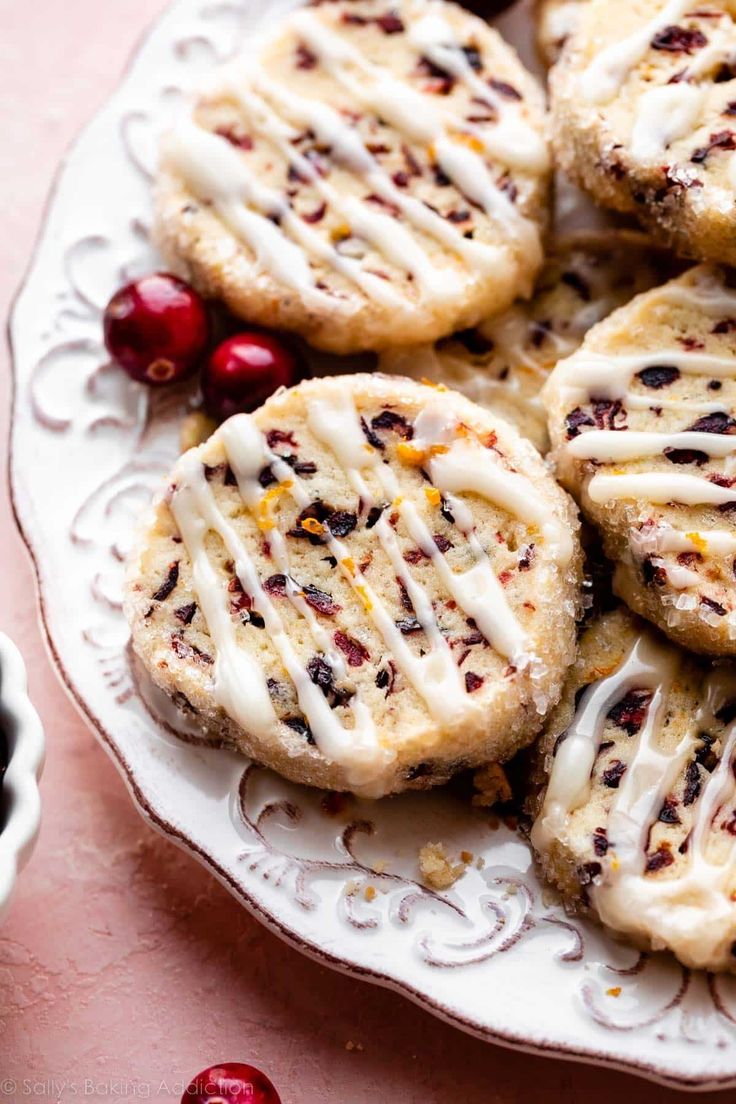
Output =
[{"x1": 124, "y1": 0, "x2": 736, "y2": 973}]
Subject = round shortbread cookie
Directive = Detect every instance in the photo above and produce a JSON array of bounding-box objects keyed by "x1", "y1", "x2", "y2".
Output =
[
  {"x1": 545, "y1": 264, "x2": 736, "y2": 655},
  {"x1": 125, "y1": 374, "x2": 582, "y2": 798},
  {"x1": 551, "y1": 0, "x2": 736, "y2": 266},
  {"x1": 155, "y1": 0, "x2": 551, "y2": 355},
  {"x1": 529, "y1": 606, "x2": 736, "y2": 973},
  {"x1": 537, "y1": 0, "x2": 585, "y2": 66},
  {"x1": 379, "y1": 229, "x2": 677, "y2": 452}
]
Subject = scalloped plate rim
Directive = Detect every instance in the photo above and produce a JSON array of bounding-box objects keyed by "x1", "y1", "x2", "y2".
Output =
[{"x1": 6, "y1": 0, "x2": 736, "y2": 1090}]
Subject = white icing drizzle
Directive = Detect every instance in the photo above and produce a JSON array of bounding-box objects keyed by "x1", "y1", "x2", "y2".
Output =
[
  {"x1": 534, "y1": 627, "x2": 736, "y2": 968},
  {"x1": 634, "y1": 524, "x2": 736, "y2": 558},
  {"x1": 229, "y1": 77, "x2": 456, "y2": 305},
  {"x1": 308, "y1": 382, "x2": 572, "y2": 668},
  {"x1": 587, "y1": 471, "x2": 736, "y2": 506},
  {"x1": 305, "y1": 383, "x2": 533, "y2": 682},
  {"x1": 567, "y1": 429, "x2": 736, "y2": 463},
  {"x1": 405, "y1": 9, "x2": 550, "y2": 173},
  {"x1": 167, "y1": 121, "x2": 329, "y2": 307},
  {"x1": 247, "y1": 68, "x2": 502, "y2": 273},
  {"x1": 630, "y1": 83, "x2": 705, "y2": 161},
  {"x1": 579, "y1": 0, "x2": 692, "y2": 104},
  {"x1": 169, "y1": 452, "x2": 278, "y2": 739},
  {"x1": 286, "y1": 5, "x2": 542, "y2": 266},
  {"x1": 533, "y1": 631, "x2": 677, "y2": 851},
  {"x1": 171, "y1": 438, "x2": 395, "y2": 794}
]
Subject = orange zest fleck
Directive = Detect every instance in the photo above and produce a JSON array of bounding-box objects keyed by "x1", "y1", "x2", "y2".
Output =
[
  {"x1": 449, "y1": 129, "x2": 484, "y2": 154},
  {"x1": 396, "y1": 442, "x2": 449, "y2": 466},
  {"x1": 257, "y1": 480, "x2": 293, "y2": 531},
  {"x1": 300, "y1": 517, "x2": 325, "y2": 536},
  {"x1": 686, "y1": 531, "x2": 707, "y2": 553},
  {"x1": 341, "y1": 556, "x2": 356, "y2": 577},
  {"x1": 606, "y1": 987, "x2": 622, "y2": 998},
  {"x1": 364, "y1": 885, "x2": 377, "y2": 902},
  {"x1": 425, "y1": 486, "x2": 441, "y2": 507}
]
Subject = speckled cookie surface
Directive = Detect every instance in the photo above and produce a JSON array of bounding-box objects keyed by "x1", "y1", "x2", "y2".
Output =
[
  {"x1": 551, "y1": 0, "x2": 736, "y2": 265},
  {"x1": 379, "y1": 229, "x2": 677, "y2": 452},
  {"x1": 125, "y1": 374, "x2": 582, "y2": 797},
  {"x1": 545, "y1": 264, "x2": 736, "y2": 655},
  {"x1": 537, "y1": 0, "x2": 584, "y2": 66},
  {"x1": 155, "y1": 0, "x2": 551, "y2": 355},
  {"x1": 529, "y1": 606, "x2": 736, "y2": 973}
]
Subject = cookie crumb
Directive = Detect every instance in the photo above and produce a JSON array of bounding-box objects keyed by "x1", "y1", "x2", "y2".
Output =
[
  {"x1": 472, "y1": 762, "x2": 513, "y2": 807},
  {"x1": 345, "y1": 1040, "x2": 364, "y2": 1052},
  {"x1": 418, "y1": 842, "x2": 467, "y2": 890}
]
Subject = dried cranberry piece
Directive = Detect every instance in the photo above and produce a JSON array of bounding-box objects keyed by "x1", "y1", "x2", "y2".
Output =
[
  {"x1": 465, "y1": 671, "x2": 483, "y2": 693},
  {"x1": 334, "y1": 630, "x2": 370, "y2": 666},
  {"x1": 361, "y1": 417, "x2": 384, "y2": 451},
  {"x1": 296, "y1": 43, "x2": 317, "y2": 69},
  {"x1": 664, "y1": 447, "x2": 708, "y2": 465},
  {"x1": 263, "y1": 574, "x2": 288, "y2": 598},
  {"x1": 637, "y1": 364, "x2": 680, "y2": 389},
  {"x1": 171, "y1": 633, "x2": 213, "y2": 666},
  {"x1": 370, "y1": 409, "x2": 413, "y2": 440},
  {"x1": 307, "y1": 655, "x2": 335, "y2": 695},
  {"x1": 607, "y1": 689, "x2": 652, "y2": 735},
  {"x1": 692, "y1": 129, "x2": 736, "y2": 164},
  {"x1": 688, "y1": 411, "x2": 736, "y2": 434},
  {"x1": 366, "y1": 503, "x2": 388, "y2": 528},
  {"x1": 152, "y1": 561, "x2": 180, "y2": 602},
  {"x1": 267, "y1": 429, "x2": 298, "y2": 449},
  {"x1": 174, "y1": 602, "x2": 197, "y2": 625},
  {"x1": 702, "y1": 595, "x2": 727, "y2": 616},
  {"x1": 302, "y1": 583, "x2": 341, "y2": 616},
  {"x1": 645, "y1": 846, "x2": 675, "y2": 873},
  {"x1": 592, "y1": 828, "x2": 609, "y2": 856},
  {"x1": 651, "y1": 25, "x2": 707, "y2": 53},
  {"x1": 327, "y1": 511, "x2": 358, "y2": 538},
  {"x1": 658, "y1": 795, "x2": 681, "y2": 824},
  {"x1": 683, "y1": 759, "x2": 702, "y2": 805},
  {"x1": 284, "y1": 715, "x2": 315, "y2": 745},
  {"x1": 433, "y1": 533, "x2": 453, "y2": 553},
  {"x1": 488, "y1": 77, "x2": 521, "y2": 101},
  {"x1": 376, "y1": 11, "x2": 404, "y2": 33},
  {"x1": 565, "y1": 407, "x2": 595, "y2": 439},
  {"x1": 461, "y1": 44, "x2": 482, "y2": 71},
  {"x1": 602, "y1": 760, "x2": 626, "y2": 788}
]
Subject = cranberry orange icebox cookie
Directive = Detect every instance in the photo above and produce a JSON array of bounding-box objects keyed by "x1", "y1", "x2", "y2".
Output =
[
  {"x1": 529, "y1": 606, "x2": 736, "y2": 973},
  {"x1": 154, "y1": 0, "x2": 551, "y2": 355},
  {"x1": 551, "y1": 0, "x2": 736, "y2": 266},
  {"x1": 545, "y1": 265, "x2": 736, "y2": 655},
  {"x1": 125, "y1": 375, "x2": 582, "y2": 798}
]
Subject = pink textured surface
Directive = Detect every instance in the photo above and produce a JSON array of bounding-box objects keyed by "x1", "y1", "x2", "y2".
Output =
[{"x1": 0, "y1": 2, "x2": 728, "y2": 1100}]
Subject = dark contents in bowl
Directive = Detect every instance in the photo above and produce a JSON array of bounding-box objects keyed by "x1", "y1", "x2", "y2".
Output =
[{"x1": 0, "y1": 727, "x2": 7, "y2": 832}]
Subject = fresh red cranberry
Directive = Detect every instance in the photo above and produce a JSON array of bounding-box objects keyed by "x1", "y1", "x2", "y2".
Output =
[
  {"x1": 182, "y1": 1063, "x2": 281, "y2": 1104},
  {"x1": 202, "y1": 331, "x2": 299, "y2": 421},
  {"x1": 103, "y1": 273, "x2": 209, "y2": 385}
]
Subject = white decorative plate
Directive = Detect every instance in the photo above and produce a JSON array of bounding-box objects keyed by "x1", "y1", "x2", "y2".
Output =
[{"x1": 10, "y1": 0, "x2": 736, "y2": 1089}]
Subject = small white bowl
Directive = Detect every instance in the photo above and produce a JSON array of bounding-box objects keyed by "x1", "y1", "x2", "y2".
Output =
[{"x1": 0, "y1": 633, "x2": 44, "y2": 923}]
